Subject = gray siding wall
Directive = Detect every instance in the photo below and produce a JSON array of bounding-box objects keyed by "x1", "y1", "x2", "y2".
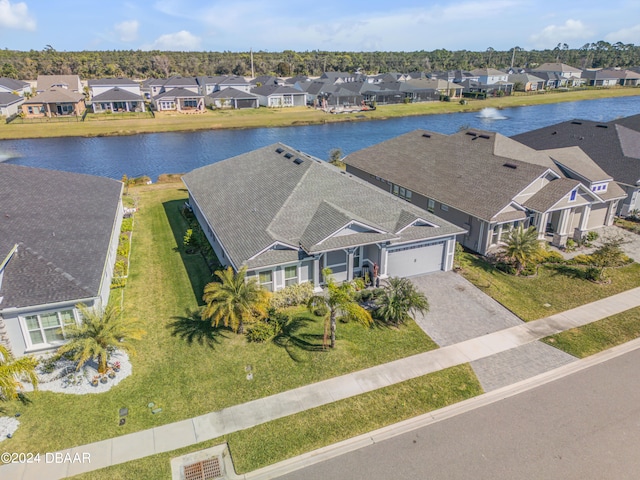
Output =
[
  {"x1": 98, "y1": 198, "x2": 124, "y2": 308},
  {"x1": 189, "y1": 193, "x2": 230, "y2": 268}
]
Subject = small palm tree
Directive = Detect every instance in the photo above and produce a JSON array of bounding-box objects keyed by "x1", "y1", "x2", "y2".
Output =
[
  {"x1": 502, "y1": 226, "x2": 542, "y2": 275},
  {"x1": 0, "y1": 345, "x2": 38, "y2": 401},
  {"x1": 202, "y1": 266, "x2": 270, "y2": 334},
  {"x1": 57, "y1": 304, "x2": 145, "y2": 374},
  {"x1": 375, "y1": 277, "x2": 429, "y2": 326},
  {"x1": 307, "y1": 268, "x2": 372, "y2": 349}
]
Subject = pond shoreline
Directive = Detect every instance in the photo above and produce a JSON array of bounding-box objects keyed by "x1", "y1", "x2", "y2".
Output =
[{"x1": 1, "y1": 88, "x2": 639, "y2": 141}]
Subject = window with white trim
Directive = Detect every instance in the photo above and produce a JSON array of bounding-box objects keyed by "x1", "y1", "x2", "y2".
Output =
[
  {"x1": 353, "y1": 247, "x2": 361, "y2": 268},
  {"x1": 259, "y1": 270, "x2": 273, "y2": 292},
  {"x1": 427, "y1": 199, "x2": 435, "y2": 213},
  {"x1": 284, "y1": 266, "x2": 297, "y2": 287},
  {"x1": 24, "y1": 309, "x2": 76, "y2": 346},
  {"x1": 441, "y1": 204, "x2": 449, "y2": 211},
  {"x1": 569, "y1": 190, "x2": 577, "y2": 202}
]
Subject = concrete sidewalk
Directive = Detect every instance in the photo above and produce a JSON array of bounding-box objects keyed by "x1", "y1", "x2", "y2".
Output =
[{"x1": 3, "y1": 286, "x2": 640, "y2": 480}]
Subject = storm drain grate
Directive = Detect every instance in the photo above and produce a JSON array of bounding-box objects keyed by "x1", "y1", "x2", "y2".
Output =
[{"x1": 183, "y1": 457, "x2": 223, "y2": 480}]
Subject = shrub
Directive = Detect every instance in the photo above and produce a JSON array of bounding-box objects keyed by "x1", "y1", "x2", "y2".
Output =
[
  {"x1": 585, "y1": 266, "x2": 600, "y2": 282},
  {"x1": 121, "y1": 217, "x2": 133, "y2": 232},
  {"x1": 569, "y1": 254, "x2": 594, "y2": 265},
  {"x1": 183, "y1": 229, "x2": 193, "y2": 247},
  {"x1": 269, "y1": 282, "x2": 315, "y2": 309},
  {"x1": 565, "y1": 238, "x2": 576, "y2": 252},
  {"x1": 585, "y1": 231, "x2": 599, "y2": 242},
  {"x1": 245, "y1": 321, "x2": 277, "y2": 343},
  {"x1": 114, "y1": 260, "x2": 127, "y2": 277},
  {"x1": 540, "y1": 250, "x2": 564, "y2": 264},
  {"x1": 117, "y1": 238, "x2": 130, "y2": 257}
]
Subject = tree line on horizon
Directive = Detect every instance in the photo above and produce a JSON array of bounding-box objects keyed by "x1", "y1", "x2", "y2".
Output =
[{"x1": 1, "y1": 41, "x2": 639, "y2": 80}]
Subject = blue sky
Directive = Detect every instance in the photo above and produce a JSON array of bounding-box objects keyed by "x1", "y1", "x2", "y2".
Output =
[{"x1": 1, "y1": 0, "x2": 639, "y2": 52}]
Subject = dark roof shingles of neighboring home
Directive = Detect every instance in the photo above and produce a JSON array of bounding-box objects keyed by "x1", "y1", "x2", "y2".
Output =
[
  {"x1": 512, "y1": 120, "x2": 640, "y2": 186},
  {"x1": 0, "y1": 92, "x2": 23, "y2": 106},
  {"x1": 24, "y1": 88, "x2": 84, "y2": 104},
  {"x1": 91, "y1": 87, "x2": 144, "y2": 102},
  {"x1": 88, "y1": 78, "x2": 138, "y2": 86},
  {"x1": 345, "y1": 130, "x2": 553, "y2": 222},
  {"x1": 0, "y1": 77, "x2": 29, "y2": 90},
  {"x1": 154, "y1": 88, "x2": 203, "y2": 100},
  {"x1": 208, "y1": 88, "x2": 258, "y2": 100},
  {"x1": 183, "y1": 144, "x2": 463, "y2": 269},
  {"x1": 0, "y1": 164, "x2": 122, "y2": 309},
  {"x1": 250, "y1": 85, "x2": 304, "y2": 96}
]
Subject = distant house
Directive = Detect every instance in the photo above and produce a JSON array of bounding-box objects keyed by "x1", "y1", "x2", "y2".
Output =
[
  {"x1": 88, "y1": 78, "x2": 145, "y2": 113},
  {"x1": 21, "y1": 88, "x2": 86, "y2": 117},
  {"x1": 251, "y1": 85, "x2": 306, "y2": 107},
  {"x1": 470, "y1": 68, "x2": 509, "y2": 85},
  {"x1": 508, "y1": 73, "x2": 545, "y2": 92},
  {"x1": 0, "y1": 164, "x2": 123, "y2": 358},
  {"x1": 153, "y1": 87, "x2": 205, "y2": 112},
  {"x1": 183, "y1": 145, "x2": 464, "y2": 290},
  {"x1": 513, "y1": 118, "x2": 640, "y2": 216},
  {"x1": 197, "y1": 75, "x2": 251, "y2": 96},
  {"x1": 0, "y1": 77, "x2": 31, "y2": 96},
  {"x1": 0, "y1": 92, "x2": 24, "y2": 118},
  {"x1": 582, "y1": 68, "x2": 640, "y2": 87},
  {"x1": 36, "y1": 74, "x2": 82, "y2": 93},
  {"x1": 532, "y1": 63, "x2": 582, "y2": 80},
  {"x1": 208, "y1": 88, "x2": 259, "y2": 109},
  {"x1": 345, "y1": 130, "x2": 624, "y2": 254}
]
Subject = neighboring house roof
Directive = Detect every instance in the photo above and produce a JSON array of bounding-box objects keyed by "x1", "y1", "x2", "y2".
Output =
[
  {"x1": 0, "y1": 164, "x2": 122, "y2": 309},
  {"x1": 251, "y1": 85, "x2": 306, "y2": 96},
  {"x1": 88, "y1": 78, "x2": 138, "y2": 87},
  {"x1": 544, "y1": 147, "x2": 612, "y2": 183},
  {"x1": 0, "y1": 77, "x2": 30, "y2": 91},
  {"x1": 23, "y1": 88, "x2": 84, "y2": 104},
  {"x1": 208, "y1": 88, "x2": 258, "y2": 100},
  {"x1": 470, "y1": 68, "x2": 507, "y2": 76},
  {"x1": 91, "y1": 87, "x2": 144, "y2": 102},
  {"x1": 532, "y1": 63, "x2": 582, "y2": 74},
  {"x1": 613, "y1": 113, "x2": 640, "y2": 132},
  {"x1": 344, "y1": 129, "x2": 558, "y2": 223},
  {"x1": 183, "y1": 144, "x2": 463, "y2": 270},
  {"x1": 163, "y1": 76, "x2": 198, "y2": 88},
  {"x1": 512, "y1": 119, "x2": 640, "y2": 187},
  {"x1": 154, "y1": 88, "x2": 203, "y2": 100},
  {"x1": 508, "y1": 73, "x2": 545, "y2": 84},
  {"x1": 0, "y1": 92, "x2": 24, "y2": 107},
  {"x1": 36, "y1": 74, "x2": 82, "y2": 92}
]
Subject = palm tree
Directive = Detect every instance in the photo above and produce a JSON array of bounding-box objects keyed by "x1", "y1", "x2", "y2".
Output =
[
  {"x1": 56, "y1": 304, "x2": 145, "y2": 374},
  {"x1": 0, "y1": 345, "x2": 38, "y2": 401},
  {"x1": 307, "y1": 268, "x2": 372, "y2": 349},
  {"x1": 202, "y1": 266, "x2": 270, "y2": 334},
  {"x1": 502, "y1": 226, "x2": 542, "y2": 275},
  {"x1": 375, "y1": 277, "x2": 429, "y2": 326}
]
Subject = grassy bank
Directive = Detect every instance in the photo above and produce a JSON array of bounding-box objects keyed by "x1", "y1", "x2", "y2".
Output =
[{"x1": 1, "y1": 87, "x2": 638, "y2": 140}]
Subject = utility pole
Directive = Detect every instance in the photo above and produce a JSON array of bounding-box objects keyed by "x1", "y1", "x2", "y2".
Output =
[{"x1": 250, "y1": 48, "x2": 255, "y2": 78}]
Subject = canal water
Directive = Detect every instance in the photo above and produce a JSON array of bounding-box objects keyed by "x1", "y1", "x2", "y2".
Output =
[{"x1": 1, "y1": 96, "x2": 639, "y2": 180}]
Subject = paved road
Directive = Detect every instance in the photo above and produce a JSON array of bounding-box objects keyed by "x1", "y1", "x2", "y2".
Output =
[{"x1": 276, "y1": 346, "x2": 640, "y2": 480}]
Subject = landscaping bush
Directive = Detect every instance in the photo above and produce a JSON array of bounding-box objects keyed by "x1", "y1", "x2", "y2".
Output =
[
  {"x1": 117, "y1": 236, "x2": 130, "y2": 257},
  {"x1": 584, "y1": 231, "x2": 599, "y2": 242},
  {"x1": 269, "y1": 282, "x2": 315, "y2": 309},
  {"x1": 245, "y1": 320, "x2": 278, "y2": 343},
  {"x1": 114, "y1": 259, "x2": 127, "y2": 277},
  {"x1": 585, "y1": 266, "x2": 601, "y2": 282},
  {"x1": 568, "y1": 254, "x2": 594, "y2": 265},
  {"x1": 121, "y1": 217, "x2": 133, "y2": 232},
  {"x1": 539, "y1": 249, "x2": 564, "y2": 264}
]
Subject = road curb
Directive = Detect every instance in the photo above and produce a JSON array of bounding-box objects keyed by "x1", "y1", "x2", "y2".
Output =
[{"x1": 243, "y1": 337, "x2": 640, "y2": 479}]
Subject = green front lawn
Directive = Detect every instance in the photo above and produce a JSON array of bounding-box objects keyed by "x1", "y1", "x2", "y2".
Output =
[
  {"x1": 1, "y1": 183, "x2": 438, "y2": 458},
  {"x1": 543, "y1": 307, "x2": 640, "y2": 358},
  {"x1": 70, "y1": 364, "x2": 482, "y2": 479},
  {"x1": 458, "y1": 252, "x2": 640, "y2": 321}
]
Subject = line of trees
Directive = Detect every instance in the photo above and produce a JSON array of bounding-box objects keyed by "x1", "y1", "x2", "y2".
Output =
[{"x1": 1, "y1": 42, "x2": 639, "y2": 80}]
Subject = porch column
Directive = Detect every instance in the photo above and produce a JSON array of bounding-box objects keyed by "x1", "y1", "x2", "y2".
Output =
[
  {"x1": 126, "y1": 102, "x2": 130, "y2": 112},
  {"x1": 579, "y1": 204, "x2": 591, "y2": 231},
  {"x1": 346, "y1": 248, "x2": 354, "y2": 282},
  {"x1": 536, "y1": 212, "x2": 548, "y2": 239},
  {"x1": 552, "y1": 209, "x2": 570, "y2": 247},
  {"x1": 312, "y1": 255, "x2": 322, "y2": 292},
  {"x1": 378, "y1": 244, "x2": 388, "y2": 279}
]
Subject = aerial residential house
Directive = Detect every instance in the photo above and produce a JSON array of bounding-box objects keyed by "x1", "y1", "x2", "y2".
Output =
[
  {"x1": 508, "y1": 73, "x2": 546, "y2": 92},
  {"x1": 153, "y1": 87, "x2": 205, "y2": 112},
  {"x1": 88, "y1": 78, "x2": 145, "y2": 113},
  {"x1": 0, "y1": 77, "x2": 31, "y2": 96},
  {"x1": 470, "y1": 68, "x2": 509, "y2": 85},
  {"x1": 208, "y1": 88, "x2": 259, "y2": 109},
  {"x1": 21, "y1": 88, "x2": 86, "y2": 117},
  {"x1": 530, "y1": 63, "x2": 584, "y2": 87},
  {"x1": 344, "y1": 130, "x2": 625, "y2": 254},
  {"x1": 405, "y1": 78, "x2": 463, "y2": 99},
  {"x1": 251, "y1": 85, "x2": 307, "y2": 107},
  {"x1": 196, "y1": 75, "x2": 252, "y2": 95},
  {"x1": 36, "y1": 74, "x2": 83, "y2": 94},
  {"x1": 513, "y1": 118, "x2": 640, "y2": 216},
  {"x1": 0, "y1": 93, "x2": 24, "y2": 118},
  {"x1": 250, "y1": 75, "x2": 284, "y2": 87},
  {"x1": 183, "y1": 144, "x2": 464, "y2": 291},
  {"x1": 0, "y1": 164, "x2": 123, "y2": 357},
  {"x1": 582, "y1": 68, "x2": 640, "y2": 87}
]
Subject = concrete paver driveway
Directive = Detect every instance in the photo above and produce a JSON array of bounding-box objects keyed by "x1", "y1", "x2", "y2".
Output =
[{"x1": 409, "y1": 271, "x2": 523, "y2": 346}]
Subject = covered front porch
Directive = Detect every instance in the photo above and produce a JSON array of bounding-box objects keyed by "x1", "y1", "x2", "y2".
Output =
[{"x1": 531, "y1": 205, "x2": 591, "y2": 248}]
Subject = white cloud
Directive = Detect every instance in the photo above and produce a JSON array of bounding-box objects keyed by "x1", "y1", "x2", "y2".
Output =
[
  {"x1": 0, "y1": 0, "x2": 36, "y2": 30},
  {"x1": 114, "y1": 20, "x2": 139, "y2": 42},
  {"x1": 144, "y1": 30, "x2": 202, "y2": 51},
  {"x1": 605, "y1": 24, "x2": 640, "y2": 44},
  {"x1": 529, "y1": 19, "x2": 593, "y2": 48}
]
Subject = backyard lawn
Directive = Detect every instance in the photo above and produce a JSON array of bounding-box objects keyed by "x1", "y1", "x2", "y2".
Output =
[
  {"x1": 458, "y1": 251, "x2": 640, "y2": 321},
  {"x1": 0, "y1": 183, "x2": 441, "y2": 458}
]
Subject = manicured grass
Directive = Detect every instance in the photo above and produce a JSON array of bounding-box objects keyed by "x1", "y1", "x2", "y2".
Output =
[
  {"x1": 0, "y1": 183, "x2": 438, "y2": 458},
  {"x1": 458, "y1": 252, "x2": 640, "y2": 321},
  {"x1": 69, "y1": 364, "x2": 482, "y2": 479},
  {"x1": 1, "y1": 88, "x2": 638, "y2": 140},
  {"x1": 542, "y1": 307, "x2": 640, "y2": 358}
]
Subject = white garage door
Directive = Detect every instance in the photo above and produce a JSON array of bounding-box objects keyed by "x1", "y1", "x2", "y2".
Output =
[{"x1": 387, "y1": 240, "x2": 446, "y2": 277}]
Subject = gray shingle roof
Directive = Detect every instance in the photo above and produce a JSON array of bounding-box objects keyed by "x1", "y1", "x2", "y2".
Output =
[
  {"x1": 0, "y1": 164, "x2": 122, "y2": 309},
  {"x1": 154, "y1": 88, "x2": 203, "y2": 100},
  {"x1": 0, "y1": 92, "x2": 23, "y2": 107},
  {"x1": 24, "y1": 88, "x2": 84, "y2": 104},
  {"x1": 183, "y1": 144, "x2": 463, "y2": 269},
  {"x1": 513, "y1": 119, "x2": 640, "y2": 186},
  {"x1": 344, "y1": 130, "x2": 553, "y2": 222},
  {"x1": 523, "y1": 178, "x2": 581, "y2": 212},
  {"x1": 0, "y1": 77, "x2": 29, "y2": 91},
  {"x1": 88, "y1": 78, "x2": 138, "y2": 87},
  {"x1": 91, "y1": 87, "x2": 144, "y2": 102},
  {"x1": 208, "y1": 88, "x2": 258, "y2": 100},
  {"x1": 36, "y1": 75, "x2": 82, "y2": 92}
]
